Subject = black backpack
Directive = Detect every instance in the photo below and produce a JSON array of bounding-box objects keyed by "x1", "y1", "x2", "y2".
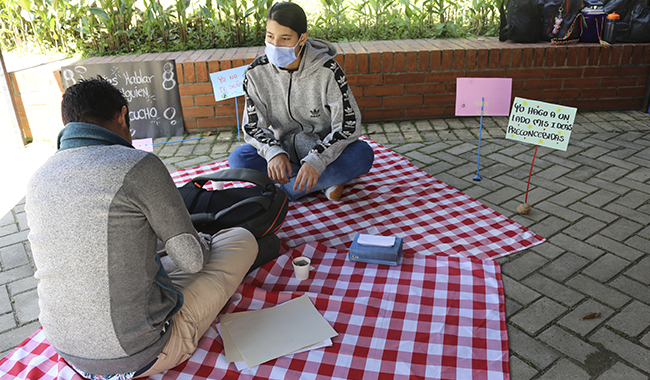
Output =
[
  {"x1": 604, "y1": 0, "x2": 650, "y2": 42},
  {"x1": 178, "y1": 168, "x2": 289, "y2": 238},
  {"x1": 499, "y1": 0, "x2": 544, "y2": 42},
  {"x1": 540, "y1": 0, "x2": 585, "y2": 43}
]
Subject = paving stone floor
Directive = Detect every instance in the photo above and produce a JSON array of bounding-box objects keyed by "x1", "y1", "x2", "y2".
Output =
[{"x1": 1, "y1": 110, "x2": 649, "y2": 379}]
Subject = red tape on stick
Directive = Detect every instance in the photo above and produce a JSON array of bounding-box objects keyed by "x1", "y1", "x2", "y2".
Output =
[{"x1": 525, "y1": 145, "x2": 539, "y2": 204}]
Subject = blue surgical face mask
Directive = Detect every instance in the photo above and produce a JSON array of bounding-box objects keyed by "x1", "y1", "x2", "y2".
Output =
[{"x1": 265, "y1": 34, "x2": 304, "y2": 68}]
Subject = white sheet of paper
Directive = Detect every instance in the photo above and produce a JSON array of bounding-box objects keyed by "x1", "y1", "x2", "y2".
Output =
[
  {"x1": 506, "y1": 97, "x2": 576, "y2": 151},
  {"x1": 209, "y1": 65, "x2": 247, "y2": 101},
  {"x1": 218, "y1": 316, "x2": 246, "y2": 363},
  {"x1": 357, "y1": 234, "x2": 395, "y2": 247},
  {"x1": 218, "y1": 308, "x2": 276, "y2": 363},
  {"x1": 217, "y1": 322, "x2": 334, "y2": 370},
  {"x1": 220, "y1": 295, "x2": 338, "y2": 368},
  {"x1": 233, "y1": 339, "x2": 333, "y2": 371}
]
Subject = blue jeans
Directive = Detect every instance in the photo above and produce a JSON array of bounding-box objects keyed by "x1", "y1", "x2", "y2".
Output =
[{"x1": 228, "y1": 140, "x2": 374, "y2": 201}]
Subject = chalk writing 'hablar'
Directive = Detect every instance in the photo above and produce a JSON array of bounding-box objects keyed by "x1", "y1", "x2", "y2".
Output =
[{"x1": 123, "y1": 69, "x2": 155, "y2": 85}]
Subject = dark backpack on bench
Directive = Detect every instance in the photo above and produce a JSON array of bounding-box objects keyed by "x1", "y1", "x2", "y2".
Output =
[
  {"x1": 541, "y1": 0, "x2": 585, "y2": 43},
  {"x1": 178, "y1": 168, "x2": 289, "y2": 239},
  {"x1": 500, "y1": 0, "x2": 544, "y2": 42}
]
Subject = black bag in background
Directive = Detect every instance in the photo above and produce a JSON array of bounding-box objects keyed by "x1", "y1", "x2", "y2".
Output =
[
  {"x1": 603, "y1": 0, "x2": 639, "y2": 16},
  {"x1": 541, "y1": 0, "x2": 585, "y2": 42},
  {"x1": 499, "y1": 0, "x2": 544, "y2": 42},
  {"x1": 614, "y1": 0, "x2": 650, "y2": 42},
  {"x1": 179, "y1": 168, "x2": 289, "y2": 238}
]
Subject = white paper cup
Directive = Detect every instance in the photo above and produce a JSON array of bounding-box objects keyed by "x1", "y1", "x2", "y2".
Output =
[{"x1": 292, "y1": 257, "x2": 311, "y2": 281}]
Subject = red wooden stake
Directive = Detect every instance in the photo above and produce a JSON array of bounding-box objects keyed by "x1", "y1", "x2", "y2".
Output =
[{"x1": 524, "y1": 145, "x2": 539, "y2": 204}]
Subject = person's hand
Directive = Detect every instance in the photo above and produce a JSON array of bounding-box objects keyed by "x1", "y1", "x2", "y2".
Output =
[
  {"x1": 294, "y1": 162, "x2": 319, "y2": 193},
  {"x1": 267, "y1": 154, "x2": 292, "y2": 184}
]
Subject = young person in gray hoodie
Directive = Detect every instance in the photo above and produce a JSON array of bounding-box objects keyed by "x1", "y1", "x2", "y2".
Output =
[
  {"x1": 25, "y1": 78, "x2": 258, "y2": 379},
  {"x1": 228, "y1": 2, "x2": 375, "y2": 202}
]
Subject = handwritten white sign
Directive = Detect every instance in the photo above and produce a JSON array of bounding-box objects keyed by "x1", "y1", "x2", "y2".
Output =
[
  {"x1": 210, "y1": 65, "x2": 247, "y2": 101},
  {"x1": 506, "y1": 97, "x2": 576, "y2": 151}
]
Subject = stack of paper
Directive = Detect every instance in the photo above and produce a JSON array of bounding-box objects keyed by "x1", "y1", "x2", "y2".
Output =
[{"x1": 219, "y1": 294, "x2": 338, "y2": 369}]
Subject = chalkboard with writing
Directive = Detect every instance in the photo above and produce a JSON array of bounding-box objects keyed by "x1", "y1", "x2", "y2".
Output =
[{"x1": 60, "y1": 60, "x2": 184, "y2": 139}]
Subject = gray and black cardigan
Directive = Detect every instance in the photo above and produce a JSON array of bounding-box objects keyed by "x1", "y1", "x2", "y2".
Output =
[{"x1": 25, "y1": 123, "x2": 208, "y2": 375}]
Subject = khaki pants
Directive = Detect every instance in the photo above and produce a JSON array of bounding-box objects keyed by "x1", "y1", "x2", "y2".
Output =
[{"x1": 137, "y1": 227, "x2": 257, "y2": 377}]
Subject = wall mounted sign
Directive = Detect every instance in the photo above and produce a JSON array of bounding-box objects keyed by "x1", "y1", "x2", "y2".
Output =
[{"x1": 60, "y1": 60, "x2": 184, "y2": 139}]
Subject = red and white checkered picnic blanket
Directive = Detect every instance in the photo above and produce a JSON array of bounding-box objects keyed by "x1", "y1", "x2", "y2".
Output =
[
  {"x1": 171, "y1": 137, "x2": 544, "y2": 260},
  {"x1": 1, "y1": 242, "x2": 510, "y2": 380},
  {"x1": 1, "y1": 138, "x2": 540, "y2": 379}
]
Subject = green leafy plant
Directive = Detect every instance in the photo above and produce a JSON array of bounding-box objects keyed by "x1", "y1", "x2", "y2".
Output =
[{"x1": 0, "y1": 0, "x2": 503, "y2": 57}]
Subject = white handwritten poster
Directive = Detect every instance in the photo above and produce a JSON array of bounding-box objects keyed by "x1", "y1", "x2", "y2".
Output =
[
  {"x1": 506, "y1": 97, "x2": 576, "y2": 151},
  {"x1": 60, "y1": 60, "x2": 184, "y2": 139},
  {"x1": 210, "y1": 65, "x2": 247, "y2": 101}
]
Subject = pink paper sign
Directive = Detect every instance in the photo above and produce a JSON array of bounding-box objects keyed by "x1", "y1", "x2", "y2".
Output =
[
  {"x1": 455, "y1": 78, "x2": 513, "y2": 116},
  {"x1": 132, "y1": 138, "x2": 153, "y2": 152}
]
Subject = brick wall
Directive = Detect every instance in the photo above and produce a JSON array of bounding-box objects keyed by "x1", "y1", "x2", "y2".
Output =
[
  {"x1": 9, "y1": 37, "x2": 650, "y2": 140},
  {"x1": 175, "y1": 37, "x2": 650, "y2": 132}
]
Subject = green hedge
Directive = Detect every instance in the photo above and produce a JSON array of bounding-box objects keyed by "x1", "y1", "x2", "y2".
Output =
[{"x1": 0, "y1": 0, "x2": 503, "y2": 57}]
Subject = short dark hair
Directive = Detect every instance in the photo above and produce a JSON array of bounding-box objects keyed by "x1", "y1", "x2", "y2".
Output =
[
  {"x1": 267, "y1": 2, "x2": 307, "y2": 36},
  {"x1": 61, "y1": 77, "x2": 128, "y2": 126}
]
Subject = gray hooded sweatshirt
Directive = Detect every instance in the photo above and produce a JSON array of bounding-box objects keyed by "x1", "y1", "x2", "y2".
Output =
[
  {"x1": 25, "y1": 123, "x2": 209, "y2": 375},
  {"x1": 242, "y1": 38, "x2": 362, "y2": 174}
]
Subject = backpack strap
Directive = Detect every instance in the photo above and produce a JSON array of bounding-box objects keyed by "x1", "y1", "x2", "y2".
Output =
[
  {"x1": 189, "y1": 195, "x2": 273, "y2": 225},
  {"x1": 551, "y1": 13, "x2": 584, "y2": 44},
  {"x1": 595, "y1": 17, "x2": 612, "y2": 47},
  {"x1": 188, "y1": 168, "x2": 277, "y2": 227},
  {"x1": 193, "y1": 168, "x2": 276, "y2": 191}
]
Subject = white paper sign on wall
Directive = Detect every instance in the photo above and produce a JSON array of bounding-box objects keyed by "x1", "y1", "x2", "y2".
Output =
[{"x1": 210, "y1": 65, "x2": 247, "y2": 101}]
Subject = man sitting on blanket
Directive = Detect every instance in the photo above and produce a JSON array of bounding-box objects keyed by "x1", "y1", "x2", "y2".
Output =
[{"x1": 25, "y1": 77, "x2": 259, "y2": 379}]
